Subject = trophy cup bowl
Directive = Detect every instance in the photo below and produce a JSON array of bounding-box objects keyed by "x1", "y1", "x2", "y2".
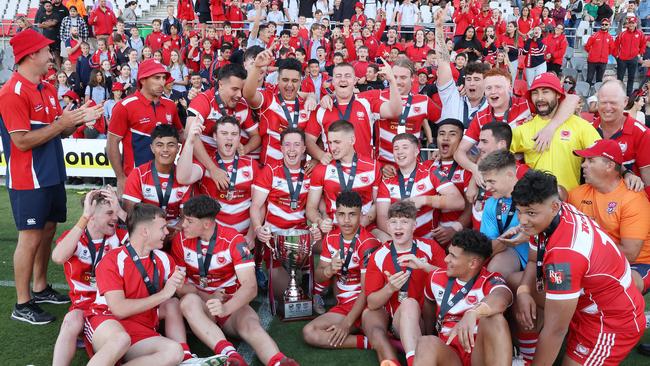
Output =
[{"x1": 273, "y1": 229, "x2": 313, "y2": 320}]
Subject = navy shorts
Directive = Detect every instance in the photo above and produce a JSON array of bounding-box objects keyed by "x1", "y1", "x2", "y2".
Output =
[{"x1": 8, "y1": 183, "x2": 67, "y2": 230}]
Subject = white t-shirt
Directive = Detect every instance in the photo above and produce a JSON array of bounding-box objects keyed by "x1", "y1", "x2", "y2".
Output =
[
  {"x1": 381, "y1": 0, "x2": 399, "y2": 26},
  {"x1": 398, "y1": 3, "x2": 419, "y2": 26}
]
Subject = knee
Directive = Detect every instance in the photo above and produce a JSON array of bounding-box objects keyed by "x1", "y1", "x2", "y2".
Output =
[
  {"x1": 479, "y1": 314, "x2": 509, "y2": 336},
  {"x1": 60, "y1": 311, "x2": 84, "y2": 334},
  {"x1": 302, "y1": 323, "x2": 318, "y2": 345},
  {"x1": 416, "y1": 335, "x2": 439, "y2": 352},
  {"x1": 163, "y1": 342, "x2": 184, "y2": 365},
  {"x1": 111, "y1": 331, "x2": 132, "y2": 354},
  {"x1": 179, "y1": 294, "x2": 201, "y2": 316},
  {"x1": 400, "y1": 298, "x2": 421, "y2": 317},
  {"x1": 238, "y1": 314, "x2": 262, "y2": 336}
]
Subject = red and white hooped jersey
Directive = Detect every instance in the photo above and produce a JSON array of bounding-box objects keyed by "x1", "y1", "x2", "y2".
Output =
[
  {"x1": 425, "y1": 267, "x2": 511, "y2": 339},
  {"x1": 170, "y1": 225, "x2": 254, "y2": 294},
  {"x1": 320, "y1": 227, "x2": 381, "y2": 306},
  {"x1": 305, "y1": 97, "x2": 379, "y2": 157},
  {"x1": 463, "y1": 96, "x2": 531, "y2": 144},
  {"x1": 431, "y1": 160, "x2": 472, "y2": 223},
  {"x1": 310, "y1": 155, "x2": 380, "y2": 219},
  {"x1": 91, "y1": 244, "x2": 175, "y2": 329},
  {"x1": 535, "y1": 203, "x2": 645, "y2": 333},
  {"x1": 253, "y1": 89, "x2": 312, "y2": 166},
  {"x1": 57, "y1": 228, "x2": 126, "y2": 311},
  {"x1": 122, "y1": 161, "x2": 192, "y2": 221},
  {"x1": 251, "y1": 162, "x2": 311, "y2": 231},
  {"x1": 377, "y1": 163, "x2": 452, "y2": 238},
  {"x1": 365, "y1": 238, "x2": 447, "y2": 316},
  {"x1": 373, "y1": 90, "x2": 441, "y2": 164},
  {"x1": 187, "y1": 88, "x2": 259, "y2": 159},
  {"x1": 196, "y1": 155, "x2": 258, "y2": 235}
]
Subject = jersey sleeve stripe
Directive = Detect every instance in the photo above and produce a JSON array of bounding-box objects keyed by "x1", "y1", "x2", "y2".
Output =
[
  {"x1": 545, "y1": 291, "x2": 581, "y2": 300},
  {"x1": 122, "y1": 194, "x2": 142, "y2": 203}
]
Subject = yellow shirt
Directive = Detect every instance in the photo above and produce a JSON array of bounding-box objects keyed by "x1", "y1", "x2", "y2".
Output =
[{"x1": 510, "y1": 114, "x2": 601, "y2": 190}]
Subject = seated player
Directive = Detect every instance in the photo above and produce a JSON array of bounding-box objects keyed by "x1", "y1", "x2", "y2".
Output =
[
  {"x1": 363, "y1": 201, "x2": 447, "y2": 366},
  {"x1": 376, "y1": 133, "x2": 465, "y2": 242},
  {"x1": 123, "y1": 124, "x2": 192, "y2": 225},
  {"x1": 413, "y1": 230, "x2": 513, "y2": 366},
  {"x1": 302, "y1": 191, "x2": 381, "y2": 349},
  {"x1": 513, "y1": 170, "x2": 645, "y2": 365},
  {"x1": 430, "y1": 119, "x2": 473, "y2": 245},
  {"x1": 250, "y1": 127, "x2": 321, "y2": 300},
  {"x1": 569, "y1": 140, "x2": 650, "y2": 294},
  {"x1": 173, "y1": 195, "x2": 299, "y2": 366},
  {"x1": 177, "y1": 115, "x2": 258, "y2": 243},
  {"x1": 51, "y1": 188, "x2": 127, "y2": 366},
  {"x1": 306, "y1": 120, "x2": 381, "y2": 234},
  {"x1": 478, "y1": 150, "x2": 529, "y2": 280},
  {"x1": 85, "y1": 204, "x2": 191, "y2": 365}
]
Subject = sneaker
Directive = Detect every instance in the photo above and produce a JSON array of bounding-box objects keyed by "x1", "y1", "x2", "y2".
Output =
[
  {"x1": 255, "y1": 267, "x2": 268, "y2": 292},
  {"x1": 512, "y1": 354, "x2": 527, "y2": 366},
  {"x1": 278, "y1": 357, "x2": 300, "y2": 366},
  {"x1": 313, "y1": 294, "x2": 326, "y2": 315},
  {"x1": 179, "y1": 355, "x2": 228, "y2": 366},
  {"x1": 32, "y1": 284, "x2": 70, "y2": 304},
  {"x1": 11, "y1": 300, "x2": 56, "y2": 325}
]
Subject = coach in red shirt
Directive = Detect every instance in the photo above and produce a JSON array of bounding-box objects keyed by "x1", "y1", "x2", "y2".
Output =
[
  {"x1": 614, "y1": 17, "x2": 647, "y2": 96},
  {"x1": 0, "y1": 30, "x2": 101, "y2": 324},
  {"x1": 87, "y1": 0, "x2": 117, "y2": 38},
  {"x1": 584, "y1": 19, "x2": 615, "y2": 86}
]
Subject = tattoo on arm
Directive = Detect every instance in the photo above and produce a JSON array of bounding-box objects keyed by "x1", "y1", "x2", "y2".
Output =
[{"x1": 435, "y1": 27, "x2": 450, "y2": 62}]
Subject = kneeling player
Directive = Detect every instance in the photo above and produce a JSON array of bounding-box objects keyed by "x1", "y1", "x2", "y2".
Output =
[
  {"x1": 363, "y1": 201, "x2": 447, "y2": 366},
  {"x1": 302, "y1": 191, "x2": 381, "y2": 349},
  {"x1": 173, "y1": 195, "x2": 298, "y2": 366},
  {"x1": 85, "y1": 204, "x2": 190, "y2": 365},
  {"x1": 413, "y1": 230, "x2": 513, "y2": 366},
  {"x1": 52, "y1": 188, "x2": 126, "y2": 366}
]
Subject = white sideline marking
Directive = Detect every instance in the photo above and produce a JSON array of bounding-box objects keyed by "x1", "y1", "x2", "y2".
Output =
[
  {"x1": 236, "y1": 294, "x2": 273, "y2": 364},
  {"x1": 0, "y1": 280, "x2": 69, "y2": 290}
]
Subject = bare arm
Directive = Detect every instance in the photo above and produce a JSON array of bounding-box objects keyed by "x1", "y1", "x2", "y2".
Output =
[
  {"x1": 453, "y1": 139, "x2": 478, "y2": 176},
  {"x1": 433, "y1": 9, "x2": 453, "y2": 87},
  {"x1": 532, "y1": 298, "x2": 578, "y2": 366},
  {"x1": 376, "y1": 200, "x2": 390, "y2": 234},
  {"x1": 221, "y1": 265, "x2": 257, "y2": 316},
  {"x1": 52, "y1": 225, "x2": 84, "y2": 264},
  {"x1": 104, "y1": 289, "x2": 172, "y2": 319},
  {"x1": 106, "y1": 133, "x2": 126, "y2": 190},
  {"x1": 175, "y1": 121, "x2": 205, "y2": 185},
  {"x1": 250, "y1": 187, "x2": 269, "y2": 233},
  {"x1": 306, "y1": 188, "x2": 325, "y2": 225},
  {"x1": 619, "y1": 238, "x2": 644, "y2": 263}
]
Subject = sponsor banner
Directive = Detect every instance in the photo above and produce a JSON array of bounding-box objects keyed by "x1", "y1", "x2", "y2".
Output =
[{"x1": 0, "y1": 139, "x2": 116, "y2": 178}]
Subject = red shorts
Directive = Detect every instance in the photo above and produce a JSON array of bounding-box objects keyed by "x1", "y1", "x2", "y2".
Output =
[
  {"x1": 214, "y1": 314, "x2": 231, "y2": 327},
  {"x1": 440, "y1": 334, "x2": 473, "y2": 366},
  {"x1": 83, "y1": 314, "x2": 117, "y2": 357},
  {"x1": 328, "y1": 300, "x2": 361, "y2": 328},
  {"x1": 565, "y1": 324, "x2": 643, "y2": 365}
]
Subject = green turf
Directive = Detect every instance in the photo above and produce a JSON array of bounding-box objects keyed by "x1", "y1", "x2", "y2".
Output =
[{"x1": 0, "y1": 186, "x2": 649, "y2": 365}]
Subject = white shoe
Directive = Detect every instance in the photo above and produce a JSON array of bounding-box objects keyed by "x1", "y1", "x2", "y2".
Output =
[
  {"x1": 512, "y1": 354, "x2": 526, "y2": 366},
  {"x1": 179, "y1": 355, "x2": 227, "y2": 366}
]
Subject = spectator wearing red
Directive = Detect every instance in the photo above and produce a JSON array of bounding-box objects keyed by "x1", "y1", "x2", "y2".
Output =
[
  {"x1": 405, "y1": 29, "x2": 431, "y2": 64},
  {"x1": 302, "y1": 59, "x2": 329, "y2": 101},
  {"x1": 544, "y1": 24, "x2": 568, "y2": 76},
  {"x1": 72, "y1": 99, "x2": 107, "y2": 138},
  {"x1": 530, "y1": 0, "x2": 544, "y2": 20},
  {"x1": 500, "y1": 21, "x2": 524, "y2": 83},
  {"x1": 491, "y1": 9, "x2": 507, "y2": 37},
  {"x1": 351, "y1": 2, "x2": 367, "y2": 27},
  {"x1": 220, "y1": 22, "x2": 239, "y2": 49},
  {"x1": 614, "y1": 17, "x2": 647, "y2": 96},
  {"x1": 539, "y1": 7, "x2": 556, "y2": 32},
  {"x1": 161, "y1": 35, "x2": 173, "y2": 65},
  {"x1": 474, "y1": 3, "x2": 493, "y2": 41},
  {"x1": 453, "y1": 0, "x2": 474, "y2": 43},
  {"x1": 209, "y1": 0, "x2": 226, "y2": 22},
  {"x1": 89, "y1": 38, "x2": 116, "y2": 69},
  {"x1": 145, "y1": 19, "x2": 165, "y2": 51},
  {"x1": 517, "y1": 6, "x2": 537, "y2": 39},
  {"x1": 168, "y1": 24, "x2": 184, "y2": 50},
  {"x1": 584, "y1": 18, "x2": 615, "y2": 86},
  {"x1": 376, "y1": 27, "x2": 404, "y2": 59},
  {"x1": 223, "y1": 0, "x2": 244, "y2": 31},
  {"x1": 87, "y1": 0, "x2": 117, "y2": 38},
  {"x1": 177, "y1": 0, "x2": 195, "y2": 22},
  {"x1": 183, "y1": 31, "x2": 202, "y2": 73}
]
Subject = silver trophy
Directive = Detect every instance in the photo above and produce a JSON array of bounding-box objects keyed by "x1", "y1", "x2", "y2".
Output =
[{"x1": 273, "y1": 229, "x2": 313, "y2": 320}]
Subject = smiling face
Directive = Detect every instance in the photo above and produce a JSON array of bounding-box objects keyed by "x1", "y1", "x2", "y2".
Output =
[
  {"x1": 151, "y1": 136, "x2": 179, "y2": 167},
  {"x1": 444, "y1": 245, "x2": 478, "y2": 279},
  {"x1": 214, "y1": 122, "x2": 241, "y2": 159},
  {"x1": 597, "y1": 83, "x2": 627, "y2": 124},
  {"x1": 393, "y1": 65, "x2": 412, "y2": 96},
  {"x1": 530, "y1": 87, "x2": 560, "y2": 117},
  {"x1": 181, "y1": 215, "x2": 210, "y2": 239},
  {"x1": 387, "y1": 216, "x2": 416, "y2": 247},
  {"x1": 464, "y1": 71, "x2": 484, "y2": 100},
  {"x1": 335, "y1": 205, "x2": 361, "y2": 238},
  {"x1": 93, "y1": 201, "x2": 119, "y2": 237},
  {"x1": 332, "y1": 64, "x2": 356, "y2": 100},
  {"x1": 281, "y1": 132, "x2": 306, "y2": 168},
  {"x1": 392, "y1": 138, "x2": 419, "y2": 169},
  {"x1": 327, "y1": 129, "x2": 355, "y2": 160},
  {"x1": 278, "y1": 69, "x2": 301, "y2": 100},
  {"x1": 516, "y1": 197, "x2": 560, "y2": 237},
  {"x1": 436, "y1": 124, "x2": 463, "y2": 160},
  {"x1": 218, "y1": 75, "x2": 245, "y2": 108},
  {"x1": 477, "y1": 129, "x2": 506, "y2": 159},
  {"x1": 484, "y1": 75, "x2": 511, "y2": 110}
]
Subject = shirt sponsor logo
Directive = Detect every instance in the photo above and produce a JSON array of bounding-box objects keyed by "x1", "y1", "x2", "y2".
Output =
[
  {"x1": 607, "y1": 201, "x2": 617, "y2": 214},
  {"x1": 545, "y1": 262, "x2": 572, "y2": 291},
  {"x1": 356, "y1": 111, "x2": 365, "y2": 118},
  {"x1": 560, "y1": 130, "x2": 571, "y2": 141},
  {"x1": 618, "y1": 142, "x2": 627, "y2": 153},
  {"x1": 466, "y1": 295, "x2": 478, "y2": 305},
  {"x1": 575, "y1": 343, "x2": 590, "y2": 356},
  {"x1": 417, "y1": 183, "x2": 425, "y2": 192},
  {"x1": 27, "y1": 218, "x2": 37, "y2": 226}
]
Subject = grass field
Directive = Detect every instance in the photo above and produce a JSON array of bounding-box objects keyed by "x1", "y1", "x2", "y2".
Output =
[{"x1": 0, "y1": 186, "x2": 649, "y2": 366}]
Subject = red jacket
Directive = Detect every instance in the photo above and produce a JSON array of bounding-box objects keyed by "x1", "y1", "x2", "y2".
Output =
[
  {"x1": 301, "y1": 73, "x2": 329, "y2": 97},
  {"x1": 88, "y1": 6, "x2": 117, "y2": 36},
  {"x1": 89, "y1": 50, "x2": 116, "y2": 69},
  {"x1": 177, "y1": 0, "x2": 195, "y2": 21},
  {"x1": 543, "y1": 33, "x2": 567, "y2": 65},
  {"x1": 614, "y1": 29, "x2": 646, "y2": 61},
  {"x1": 584, "y1": 30, "x2": 615, "y2": 63},
  {"x1": 453, "y1": 10, "x2": 473, "y2": 37},
  {"x1": 473, "y1": 11, "x2": 493, "y2": 41},
  {"x1": 146, "y1": 31, "x2": 165, "y2": 51}
]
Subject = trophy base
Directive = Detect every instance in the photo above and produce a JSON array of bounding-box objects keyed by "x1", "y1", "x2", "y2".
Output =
[{"x1": 278, "y1": 298, "x2": 313, "y2": 321}]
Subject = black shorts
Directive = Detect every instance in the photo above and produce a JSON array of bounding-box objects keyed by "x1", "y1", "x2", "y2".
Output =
[{"x1": 8, "y1": 183, "x2": 67, "y2": 230}]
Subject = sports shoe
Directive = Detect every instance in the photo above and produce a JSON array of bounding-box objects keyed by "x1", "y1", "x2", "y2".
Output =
[
  {"x1": 512, "y1": 354, "x2": 527, "y2": 366},
  {"x1": 255, "y1": 267, "x2": 268, "y2": 292},
  {"x1": 226, "y1": 354, "x2": 248, "y2": 366},
  {"x1": 278, "y1": 357, "x2": 300, "y2": 366},
  {"x1": 32, "y1": 284, "x2": 70, "y2": 304},
  {"x1": 313, "y1": 294, "x2": 326, "y2": 315},
  {"x1": 11, "y1": 300, "x2": 56, "y2": 325}
]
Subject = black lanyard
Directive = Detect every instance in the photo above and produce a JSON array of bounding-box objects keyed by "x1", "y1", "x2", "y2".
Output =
[
  {"x1": 84, "y1": 229, "x2": 106, "y2": 277},
  {"x1": 333, "y1": 95, "x2": 355, "y2": 121},
  {"x1": 389, "y1": 240, "x2": 418, "y2": 292},
  {"x1": 277, "y1": 94, "x2": 300, "y2": 129},
  {"x1": 214, "y1": 91, "x2": 229, "y2": 116},
  {"x1": 535, "y1": 209, "x2": 562, "y2": 292},
  {"x1": 216, "y1": 152, "x2": 239, "y2": 193},
  {"x1": 495, "y1": 198, "x2": 516, "y2": 235},
  {"x1": 283, "y1": 164, "x2": 305, "y2": 210},
  {"x1": 462, "y1": 96, "x2": 485, "y2": 127},
  {"x1": 335, "y1": 154, "x2": 358, "y2": 192},
  {"x1": 398, "y1": 168, "x2": 417, "y2": 199},
  {"x1": 124, "y1": 243, "x2": 159, "y2": 296},
  {"x1": 339, "y1": 228, "x2": 361, "y2": 277},
  {"x1": 150, "y1": 163, "x2": 174, "y2": 210},
  {"x1": 398, "y1": 93, "x2": 414, "y2": 127},
  {"x1": 491, "y1": 99, "x2": 512, "y2": 125},
  {"x1": 197, "y1": 225, "x2": 219, "y2": 278},
  {"x1": 444, "y1": 161, "x2": 459, "y2": 181},
  {"x1": 436, "y1": 274, "x2": 479, "y2": 332}
]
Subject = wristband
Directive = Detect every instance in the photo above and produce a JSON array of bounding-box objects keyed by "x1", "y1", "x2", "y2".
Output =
[
  {"x1": 516, "y1": 285, "x2": 531, "y2": 296},
  {"x1": 76, "y1": 215, "x2": 89, "y2": 230},
  {"x1": 469, "y1": 301, "x2": 491, "y2": 317}
]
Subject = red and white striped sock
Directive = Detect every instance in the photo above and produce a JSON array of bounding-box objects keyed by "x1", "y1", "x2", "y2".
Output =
[
  {"x1": 517, "y1": 332, "x2": 538, "y2": 362},
  {"x1": 356, "y1": 335, "x2": 371, "y2": 349}
]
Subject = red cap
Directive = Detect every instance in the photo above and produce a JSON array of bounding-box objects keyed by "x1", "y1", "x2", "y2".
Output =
[
  {"x1": 417, "y1": 68, "x2": 428, "y2": 75},
  {"x1": 165, "y1": 76, "x2": 175, "y2": 86},
  {"x1": 626, "y1": 16, "x2": 638, "y2": 23},
  {"x1": 573, "y1": 140, "x2": 624, "y2": 165},
  {"x1": 527, "y1": 72, "x2": 565, "y2": 108},
  {"x1": 601, "y1": 18, "x2": 610, "y2": 25},
  {"x1": 137, "y1": 59, "x2": 171, "y2": 87},
  {"x1": 355, "y1": 2, "x2": 364, "y2": 9},
  {"x1": 62, "y1": 90, "x2": 79, "y2": 101},
  {"x1": 189, "y1": 30, "x2": 200, "y2": 39},
  {"x1": 112, "y1": 82, "x2": 125, "y2": 91},
  {"x1": 10, "y1": 29, "x2": 54, "y2": 63}
]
